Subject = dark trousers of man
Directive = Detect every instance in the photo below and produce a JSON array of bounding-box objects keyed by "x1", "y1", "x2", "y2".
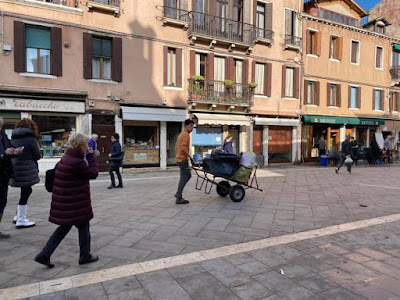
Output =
[
  {"x1": 337, "y1": 153, "x2": 351, "y2": 173},
  {"x1": 176, "y1": 160, "x2": 191, "y2": 199},
  {"x1": 19, "y1": 186, "x2": 32, "y2": 205},
  {"x1": 41, "y1": 221, "x2": 90, "y2": 259},
  {"x1": 109, "y1": 166, "x2": 122, "y2": 187},
  {"x1": 0, "y1": 182, "x2": 8, "y2": 214}
]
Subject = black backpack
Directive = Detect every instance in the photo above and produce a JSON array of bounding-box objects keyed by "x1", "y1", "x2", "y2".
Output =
[{"x1": 45, "y1": 166, "x2": 56, "y2": 193}]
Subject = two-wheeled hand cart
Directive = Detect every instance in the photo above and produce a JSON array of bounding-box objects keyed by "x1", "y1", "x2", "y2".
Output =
[{"x1": 191, "y1": 163, "x2": 263, "y2": 202}]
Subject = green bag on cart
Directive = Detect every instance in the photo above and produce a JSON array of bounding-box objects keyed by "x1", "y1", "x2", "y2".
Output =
[{"x1": 230, "y1": 165, "x2": 252, "y2": 184}]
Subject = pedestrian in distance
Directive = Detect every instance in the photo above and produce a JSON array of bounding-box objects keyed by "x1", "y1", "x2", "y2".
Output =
[
  {"x1": 10, "y1": 119, "x2": 41, "y2": 229},
  {"x1": 174, "y1": 119, "x2": 195, "y2": 204},
  {"x1": 335, "y1": 134, "x2": 353, "y2": 174},
  {"x1": 0, "y1": 118, "x2": 23, "y2": 238},
  {"x1": 35, "y1": 133, "x2": 99, "y2": 268},
  {"x1": 107, "y1": 133, "x2": 124, "y2": 189},
  {"x1": 383, "y1": 135, "x2": 392, "y2": 164},
  {"x1": 223, "y1": 134, "x2": 234, "y2": 154},
  {"x1": 88, "y1": 133, "x2": 100, "y2": 157},
  {"x1": 318, "y1": 136, "x2": 327, "y2": 156}
]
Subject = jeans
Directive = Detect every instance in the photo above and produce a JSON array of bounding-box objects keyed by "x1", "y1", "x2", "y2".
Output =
[
  {"x1": 19, "y1": 186, "x2": 32, "y2": 205},
  {"x1": 0, "y1": 182, "x2": 8, "y2": 214},
  {"x1": 176, "y1": 160, "x2": 191, "y2": 199},
  {"x1": 109, "y1": 166, "x2": 122, "y2": 186},
  {"x1": 337, "y1": 153, "x2": 351, "y2": 173},
  {"x1": 41, "y1": 221, "x2": 91, "y2": 259}
]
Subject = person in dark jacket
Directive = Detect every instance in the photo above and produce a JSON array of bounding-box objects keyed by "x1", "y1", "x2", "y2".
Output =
[
  {"x1": 335, "y1": 134, "x2": 353, "y2": 174},
  {"x1": 106, "y1": 133, "x2": 123, "y2": 189},
  {"x1": 10, "y1": 119, "x2": 41, "y2": 229},
  {"x1": 0, "y1": 118, "x2": 22, "y2": 238},
  {"x1": 222, "y1": 134, "x2": 234, "y2": 154},
  {"x1": 35, "y1": 133, "x2": 99, "y2": 268}
]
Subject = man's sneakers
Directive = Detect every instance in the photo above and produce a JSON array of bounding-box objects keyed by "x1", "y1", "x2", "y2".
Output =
[
  {"x1": 335, "y1": 168, "x2": 339, "y2": 174},
  {"x1": 79, "y1": 254, "x2": 99, "y2": 265},
  {"x1": 175, "y1": 195, "x2": 189, "y2": 204},
  {"x1": 107, "y1": 185, "x2": 115, "y2": 189}
]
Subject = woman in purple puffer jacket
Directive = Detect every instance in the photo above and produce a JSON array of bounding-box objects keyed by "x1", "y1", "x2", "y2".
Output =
[{"x1": 35, "y1": 133, "x2": 99, "y2": 268}]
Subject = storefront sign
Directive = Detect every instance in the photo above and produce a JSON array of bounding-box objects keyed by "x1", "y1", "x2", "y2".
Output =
[
  {"x1": 0, "y1": 98, "x2": 85, "y2": 113},
  {"x1": 303, "y1": 115, "x2": 385, "y2": 126},
  {"x1": 134, "y1": 153, "x2": 148, "y2": 160}
]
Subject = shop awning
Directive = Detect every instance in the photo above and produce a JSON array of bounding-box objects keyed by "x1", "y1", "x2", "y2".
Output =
[
  {"x1": 394, "y1": 44, "x2": 400, "y2": 51},
  {"x1": 194, "y1": 113, "x2": 251, "y2": 126},
  {"x1": 255, "y1": 117, "x2": 300, "y2": 126},
  {"x1": 303, "y1": 115, "x2": 385, "y2": 126},
  {"x1": 121, "y1": 106, "x2": 187, "y2": 122}
]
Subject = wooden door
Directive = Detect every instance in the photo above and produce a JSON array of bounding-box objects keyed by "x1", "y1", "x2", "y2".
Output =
[
  {"x1": 328, "y1": 129, "x2": 340, "y2": 151},
  {"x1": 253, "y1": 128, "x2": 263, "y2": 155},
  {"x1": 92, "y1": 115, "x2": 115, "y2": 172},
  {"x1": 268, "y1": 126, "x2": 292, "y2": 162}
]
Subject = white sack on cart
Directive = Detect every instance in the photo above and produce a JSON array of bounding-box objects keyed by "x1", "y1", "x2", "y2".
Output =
[{"x1": 240, "y1": 152, "x2": 256, "y2": 168}]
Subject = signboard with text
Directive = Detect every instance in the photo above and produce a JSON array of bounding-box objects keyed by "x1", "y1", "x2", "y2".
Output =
[{"x1": 0, "y1": 98, "x2": 85, "y2": 113}]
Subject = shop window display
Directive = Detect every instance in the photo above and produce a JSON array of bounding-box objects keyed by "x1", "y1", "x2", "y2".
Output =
[{"x1": 32, "y1": 115, "x2": 76, "y2": 158}]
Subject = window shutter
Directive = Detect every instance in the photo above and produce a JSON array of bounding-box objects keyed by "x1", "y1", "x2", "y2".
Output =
[
  {"x1": 380, "y1": 89, "x2": 384, "y2": 111},
  {"x1": 265, "y1": 2, "x2": 273, "y2": 32},
  {"x1": 253, "y1": 0, "x2": 257, "y2": 26},
  {"x1": 281, "y1": 65, "x2": 286, "y2": 98},
  {"x1": 190, "y1": 50, "x2": 195, "y2": 77},
  {"x1": 251, "y1": 60, "x2": 256, "y2": 82},
  {"x1": 207, "y1": 53, "x2": 214, "y2": 81},
  {"x1": 337, "y1": 37, "x2": 343, "y2": 60},
  {"x1": 329, "y1": 37, "x2": 333, "y2": 59},
  {"x1": 226, "y1": 57, "x2": 234, "y2": 81},
  {"x1": 14, "y1": 21, "x2": 26, "y2": 73},
  {"x1": 306, "y1": 30, "x2": 311, "y2": 54},
  {"x1": 111, "y1": 37, "x2": 122, "y2": 82},
  {"x1": 327, "y1": 82, "x2": 330, "y2": 106},
  {"x1": 294, "y1": 67, "x2": 300, "y2": 99},
  {"x1": 376, "y1": 48, "x2": 381, "y2": 68},
  {"x1": 372, "y1": 89, "x2": 376, "y2": 110},
  {"x1": 163, "y1": 46, "x2": 168, "y2": 86},
  {"x1": 242, "y1": 59, "x2": 248, "y2": 84},
  {"x1": 176, "y1": 48, "x2": 182, "y2": 88},
  {"x1": 351, "y1": 42, "x2": 358, "y2": 63},
  {"x1": 285, "y1": 10, "x2": 292, "y2": 35},
  {"x1": 396, "y1": 92, "x2": 400, "y2": 111},
  {"x1": 83, "y1": 32, "x2": 92, "y2": 79},
  {"x1": 304, "y1": 80, "x2": 308, "y2": 104},
  {"x1": 51, "y1": 27, "x2": 62, "y2": 76},
  {"x1": 316, "y1": 31, "x2": 321, "y2": 56},
  {"x1": 315, "y1": 81, "x2": 320, "y2": 106},
  {"x1": 265, "y1": 63, "x2": 272, "y2": 97},
  {"x1": 337, "y1": 84, "x2": 341, "y2": 107},
  {"x1": 348, "y1": 86, "x2": 352, "y2": 108}
]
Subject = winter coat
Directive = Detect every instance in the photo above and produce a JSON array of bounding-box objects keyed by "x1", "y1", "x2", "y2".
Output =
[
  {"x1": 49, "y1": 148, "x2": 98, "y2": 226},
  {"x1": 340, "y1": 140, "x2": 352, "y2": 156},
  {"x1": 223, "y1": 140, "x2": 234, "y2": 154},
  {"x1": 9, "y1": 128, "x2": 41, "y2": 187},
  {"x1": 88, "y1": 139, "x2": 97, "y2": 151},
  {"x1": 108, "y1": 140, "x2": 124, "y2": 167},
  {"x1": 0, "y1": 131, "x2": 12, "y2": 184}
]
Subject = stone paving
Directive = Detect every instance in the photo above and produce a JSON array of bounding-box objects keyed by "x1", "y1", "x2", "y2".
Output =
[{"x1": 1, "y1": 165, "x2": 400, "y2": 299}]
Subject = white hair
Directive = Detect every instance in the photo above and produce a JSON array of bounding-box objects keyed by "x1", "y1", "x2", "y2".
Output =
[
  {"x1": 91, "y1": 133, "x2": 98, "y2": 139},
  {"x1": 68, "y1": 133, "x2": 90, "y2": 151}
]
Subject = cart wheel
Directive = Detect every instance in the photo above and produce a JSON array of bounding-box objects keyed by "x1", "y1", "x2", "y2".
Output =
[
  {"x1": 216, "y1": 181, "x2": 230, "y2": 197},
  {"x1": 229, "y1": 185, "x2": 245, "y2": 202}
]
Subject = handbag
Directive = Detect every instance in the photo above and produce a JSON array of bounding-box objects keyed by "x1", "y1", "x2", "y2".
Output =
[
  {"x1": 344, "y1": 157, "x2": 353, "y2": 165},
  {"x1": 45, "y1": 165, "x2": 57, "y2": 193}
]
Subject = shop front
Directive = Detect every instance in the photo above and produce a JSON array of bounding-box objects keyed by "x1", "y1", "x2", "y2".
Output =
[
  {"x1": 120, "y1": 105, "x2": 187, "y2": 169},
  {"x1": 302, "y1": 115, "x2": 385, "y2": 160},
  {"x1": 253, "y1": 117, "x2": 301, "y2": 165}
]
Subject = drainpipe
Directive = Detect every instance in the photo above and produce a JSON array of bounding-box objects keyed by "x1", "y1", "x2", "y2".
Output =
[{"x1": 1, "y1": 11, "x2": 4, "y2": 52}]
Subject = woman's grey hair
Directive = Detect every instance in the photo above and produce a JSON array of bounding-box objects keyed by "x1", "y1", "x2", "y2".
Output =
[
  {"x1": 91, "y1": 133, "x2": 98, "y2": 140},
  {"x1": 68, "y1": 133, "x2": 90, "y2": 151},
  {"x1": 0, "y1": 117, "x2": 3, "y2": 128}
]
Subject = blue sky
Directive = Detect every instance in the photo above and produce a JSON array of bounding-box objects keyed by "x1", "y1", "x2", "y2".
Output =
[{"x1": 356, "y1": 0, "x2": 381, "y2": 11}]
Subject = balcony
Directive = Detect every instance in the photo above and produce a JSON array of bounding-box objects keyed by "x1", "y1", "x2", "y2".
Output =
[
  {"x1": 188, "y1": 12, "x2": 255, "y2": 49},
  {"x1": 284, "y1": 35, "x2": 302, "y2": 51},
  {"x1": 161, "y1": 6, "x2": 190, "y2": 29},
  {"x1": 390, "y1": 66, "x2": 400, "y2": 82},
  {"x1": 254, "y1": 28, "x2": 274, "y2": 45},
  {"x1": 32, "y1": 0, "x2": 78, "y2": 6},
  {"x1": 87, "y1": 0, "x2": 120, "y2": 16},
  {"x1": 189, "y1": 79, "x2": 254, "y2": 109}
]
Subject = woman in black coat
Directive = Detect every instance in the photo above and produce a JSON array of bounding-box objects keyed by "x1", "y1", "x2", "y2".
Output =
[{"x1": 10, "y1": 119, "x2": 41, "y2": 229}]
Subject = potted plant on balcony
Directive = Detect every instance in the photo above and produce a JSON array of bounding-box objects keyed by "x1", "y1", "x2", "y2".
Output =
[
  {"x1": 191, "y1": 75, "x2": 205, "y2": 100},
  {"x1": 249, "y1": 82, "x2": 257, "y2": 96}
]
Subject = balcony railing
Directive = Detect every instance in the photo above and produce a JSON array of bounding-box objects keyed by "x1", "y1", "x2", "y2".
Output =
[
  {"x1": 390, "y1": 66, "x2": 400, "y2": 81},
  {"x1": 189, "y1": 79, "x2": 254, "y2": 106},
  {"x1": 255, "y1": 28, "x2": 274, "y2": 41},
  {"x1": 284, "y1": 35, "x2": 302, "y2": 48},
  {"x1": 188, "y1": 12, "x2": 255, "y2": 46},
  {"x1": 90, "y1": 0, "x2": 120, "y2": 6},
  {"x1": 162, "y1": 6, "x2": 190, "y2": 23},
  {"x1": 31, "y1": 0, "x2": 78, "y2": 7}
]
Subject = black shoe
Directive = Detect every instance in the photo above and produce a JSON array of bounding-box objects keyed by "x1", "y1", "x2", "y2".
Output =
[
  {"x1": 176, "y1": 198, "x2": 189, "y2": 204},
  {"x1": 79, "y1": 254, "x2": 99, "y2": 265},
  {"x1": 107, "y1": 185, "x2": 115, "y2": 189},
  {"x1": 335, "y1": 168, "x2": 338, "y2": 174},
  {"x1": 35, "y1": 253, "x2": 54, "y2": 268},
  {"x1": 116, "y1": 185, "x2": 123, "y2": 188}
]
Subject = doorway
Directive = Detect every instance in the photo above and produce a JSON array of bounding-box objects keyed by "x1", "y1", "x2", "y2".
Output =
[
  {"x1": 253, "y1": 127, "x2": 263, "y2": 155},
  {"x1": 92, "y1": 115, "x2": 115, "y2": 172},
  {"x1": 167, "y1": 122, "x2": 181, "y2": 165},
  {"x1": 327, "y1": 128, "x2": 339, "y2": 151}
]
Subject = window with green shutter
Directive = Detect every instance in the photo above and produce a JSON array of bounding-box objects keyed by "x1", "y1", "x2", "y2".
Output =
[
  {"x1": 25, "y1": 26, "x2": 51, "y2": 74},
  {"x1": 92, "y1": 37, "x2": 112, "y2": 80}
]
